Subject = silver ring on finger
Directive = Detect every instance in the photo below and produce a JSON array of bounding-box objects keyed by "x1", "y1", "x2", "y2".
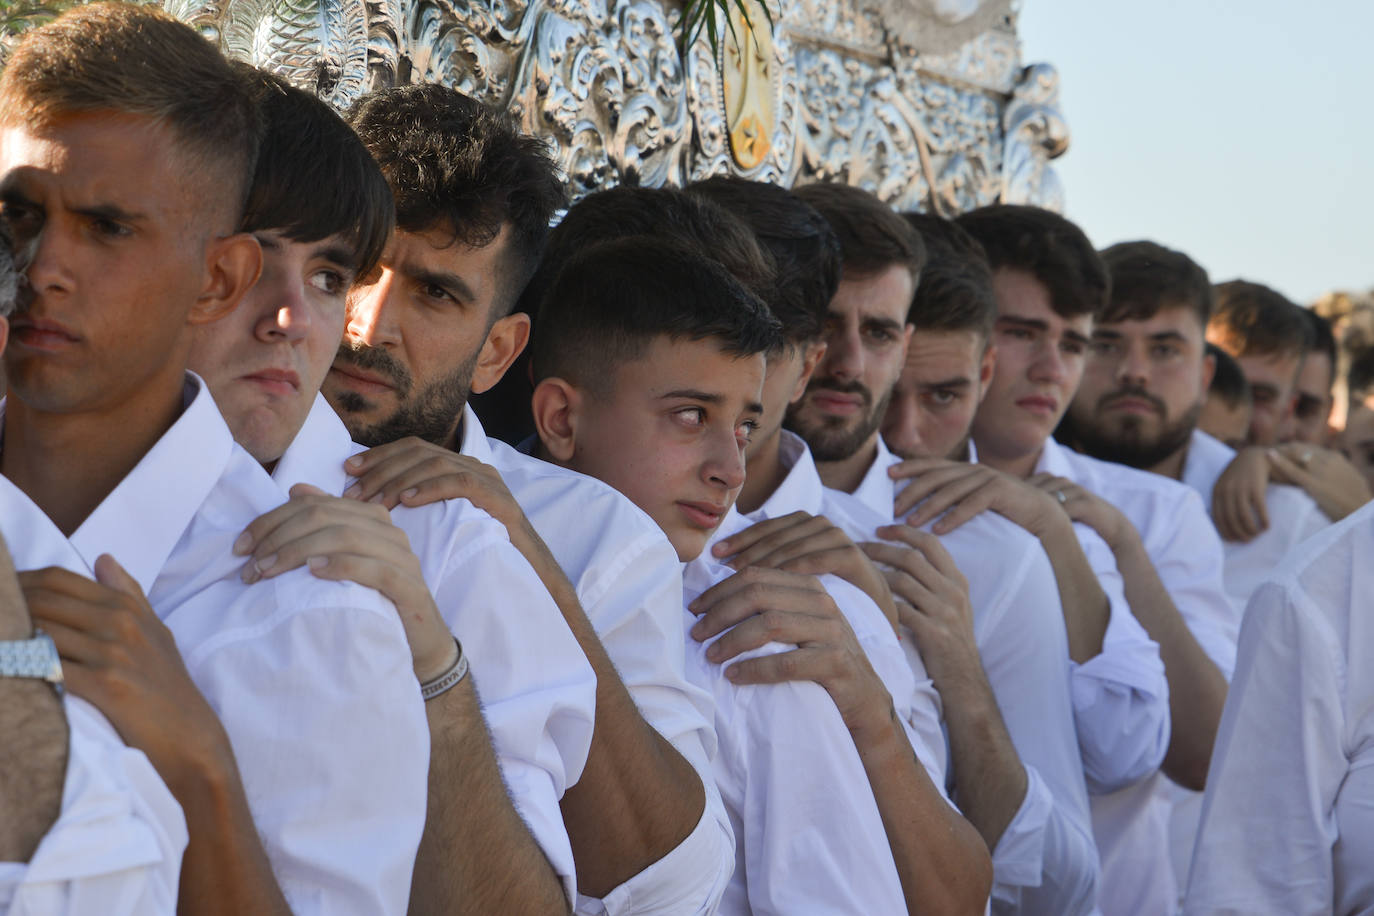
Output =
[{"x1": 1055, "y1": 489, "x2": 1068, "y2": 505}]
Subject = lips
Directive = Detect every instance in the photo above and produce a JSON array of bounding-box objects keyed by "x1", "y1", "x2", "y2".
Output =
[
  {"x1": 677, "y1": 500, "x2": 728, "y2": 530},
  {"x1": 1015, "y1": 395, "x2": 1059, "y2": 416},
  {"x1": 8, "y1": 316, "x2": 80, "y2": 353},
  {"x1": 809, "y1": 389, "x2": 866, "y2": 415},
  {"x1": 1103, "y1": 396, "x2": 1158, "y2": 415},
  {"x1": 241, "y1": 367, "x2": 301, "y2": 396},
  {"x1": 329, "y1": 362, "x2": 395, "y2": 394}
]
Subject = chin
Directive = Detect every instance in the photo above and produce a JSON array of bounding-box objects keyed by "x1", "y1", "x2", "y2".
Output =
[{"x1": 665, "y1": 527, "x2": 710, "y2": 563}]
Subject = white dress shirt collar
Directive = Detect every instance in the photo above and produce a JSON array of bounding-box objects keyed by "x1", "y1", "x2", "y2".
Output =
[
  {"x1": 271, "y1": 393, "x2": 357, "y2": 495},
  {"x1": 851, "y1": 435, "x2": 898, "y2": 520},
  {"x1": 458, "y1": 402, "x2": 496, "y2": 464},
  {"x1": 2, "y1": 374, "x2": 235, "y2": 597}
]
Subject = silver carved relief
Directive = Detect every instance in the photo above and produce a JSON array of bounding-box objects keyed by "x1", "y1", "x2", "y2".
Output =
[{"x1": 0, "y1": 0, "x2": 1070, "y2": 214}]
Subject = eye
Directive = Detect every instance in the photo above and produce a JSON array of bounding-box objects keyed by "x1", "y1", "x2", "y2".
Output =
[
  {"x1": 1150, "y1": 343, "x2": 1180, "y2": 360},
  {"x1": 421, "y1": 282, "x2": 455, "y2": 305},
  {"x1": 1060, "y1": 339, "x2": 1086, "y2": 356},
  {"x1": 863, "y1": 325, "x2": 896, "y2": 345},
  {"x1": 1092, "y1": 340, "x2": 1119, "y2": 356},
  {"x1": 924, "y1": 389, "x2": 958, "y2": 407},
  {"x1": 90, "y1": 215, "x2": 131, "y2": 239},
  {"x1": 309, "y1": 269, "x2": 349, "y2": 296},
  {"x1": 675, "y1": 406, "x2": 706, "y2": 427},
  {"x1": 1000, "y1": 326, "x2": 1032, "y2": 341},
  {"x1": 737, "y1": 418, "x2": 760, "y2": 442}
]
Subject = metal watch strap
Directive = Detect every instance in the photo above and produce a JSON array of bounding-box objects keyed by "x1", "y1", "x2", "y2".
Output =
[
  {"x1": 0, "y1": 630, "x2": 64, "y2": 687},
  {"x1": 420, "y1": 638, "x2": 468, "y2": 702}
]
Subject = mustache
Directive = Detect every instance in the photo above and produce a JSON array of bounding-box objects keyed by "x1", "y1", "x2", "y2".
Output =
[
  {"x1": 334, "y1": 339, "x2": 412, "y2": 396},
  {"x1": 1099, "y1": 385, "x2": 1166, "y2": 415}
]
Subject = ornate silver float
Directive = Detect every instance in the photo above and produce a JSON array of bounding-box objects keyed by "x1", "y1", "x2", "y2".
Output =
[{"x1": 1, "y1": 0, "x2": 1069, "y2": 213}]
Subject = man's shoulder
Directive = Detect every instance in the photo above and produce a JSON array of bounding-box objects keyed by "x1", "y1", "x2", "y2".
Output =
[
  {"x1": 1065, "y1": 447, "x2": 1204, "y2": 513},
  {"x1": 489, "y1": 441, "x2": 677, "y2": 570}
]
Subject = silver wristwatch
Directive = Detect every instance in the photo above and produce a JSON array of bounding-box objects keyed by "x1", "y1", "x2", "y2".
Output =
[{"x1": 0, "y1": 630, "x2": 64, "y2": 690}]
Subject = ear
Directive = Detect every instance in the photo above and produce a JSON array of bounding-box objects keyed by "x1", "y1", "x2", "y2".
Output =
[
  {"x1": 189, "y1": 233, "x2": 262, "y2": 326},
  {"x1": 470, "y1": 312, "x2": 531, "y2": 394},
  {"x1": 789, "y1": 340, "x2": 829, "y2": 404},
  {"x1": 1201, "y1": 350, "x2": 1216, "y2": 394},
  {"x1": 977, "y1": 342, "x2": 997, "y2": 405},
  {"x1": 530, "y1": 377, "x2": 582, "y2": 464}
]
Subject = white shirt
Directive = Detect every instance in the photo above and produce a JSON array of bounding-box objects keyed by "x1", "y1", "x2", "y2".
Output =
[
  {"x1": 712, "y1": 432, "x2": 947, "y2": 788},
  {"x1": 1185, "y1": 500, "x2": 1374, "y2": 915},
  {"x1": 0, "y1": 378, "x2": 429, "y2": 915},
  {"x1": 864, "y1": 436, "x2": 1171, "y2": 799},
  {"x1": 1044, "y1": 438, "x2": 1237, "y2": 916},
  {"x1": 1180, "y1": 429, "x2": 1330, "y2": 609},
  {"x1": 0, "y1": 512, "x2": 186, "y2": 916},
  {"x1": 679, "y1": 548, "x2": 910, "y2": 915},
  {"x1": 460, "y1": 406, "x2": 734, "y2": 916},
  {"x1": 271, "y1": 396, "x2": 598, "y2": 903},
  {"x1": 842, "y1": 435, "x2": 1100, "y2": 915},
  {"x1": 1170, "y1": 429, "x2": 1330, "y2": 897}
]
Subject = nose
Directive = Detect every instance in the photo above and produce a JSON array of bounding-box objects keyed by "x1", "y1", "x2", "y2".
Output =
[
  {"x1": 253, "y1": 273, "x2": 311, "y2": 344},
  {"x1": 345, "y1": 269, "x2": 402, "y2": 349},
  {"x1": 1028, "y1": 339, "x2": 1067, "y2": 385},
  {"x1": 882, "y1": 390, "x2": 921, "y2": 454},
  {"x1": 1116, "y1": 341, "x2": 1149, "y2": 388},
  {"x1": 822, "y1": 320, "x2": 863, "y2": 382},
  {"x1": 704, "y1": 424, "x2": 747, "y2": 492},
  {"x1": 20, "y1": 226, "x2": 73, "y2": 299}
]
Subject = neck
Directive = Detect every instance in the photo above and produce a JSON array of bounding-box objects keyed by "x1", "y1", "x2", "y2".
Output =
[
  {"x1": 815, "y1": 435, "x2": 878, "y2": 494},
  {"x1": 737, "y1": 427, "x2": 789, "y2": 515},
  {"x1": 2, "y1": 379, "x2": 185, "y2": 536},
  {"x1": 1148, "y1": 440, "x2": 1190, "y2": 481},
  {"x1": 973, "y1": 434, "x2": 1043, "y2": 480}
]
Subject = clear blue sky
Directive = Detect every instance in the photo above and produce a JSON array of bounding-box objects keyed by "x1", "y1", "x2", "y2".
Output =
[{"x1": 1017, "y1": 1, "x2": 1372, "y2": 305}]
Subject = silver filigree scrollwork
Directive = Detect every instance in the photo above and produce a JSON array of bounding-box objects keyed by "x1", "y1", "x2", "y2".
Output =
[{"x1": 1001, "y1": 60, "x2": 1068, "y2": 212}]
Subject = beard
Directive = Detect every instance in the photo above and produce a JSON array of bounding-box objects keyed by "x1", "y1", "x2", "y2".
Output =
[
  {"x1": 785, "y1": 379, "x2": 892, "y2": 463},
  {"x1": 1057, "y1": 388, "x2": 1201, "y2": 470},
  {"x1": 330, "y1": 339, "x2": 478, "y2": 447}
]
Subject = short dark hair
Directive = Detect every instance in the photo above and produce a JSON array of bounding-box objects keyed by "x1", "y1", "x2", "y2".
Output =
[
  {"x1": 792, "y1": 182, "x2": 925, "y2": 282},
  {"x1": 0, "y1": 2, "x2": 261, "y2": 228},
  {"x1": 521, "y1": 185, "x2": 776, "y2": 319},
  {"x1": 239, "y1": 68, "x2": 393, "y2": 279},
  {"x1": 902, "y1": 212, "x2": 995, "y2": 338},
  {"x1": 347, "y1": 84, "x2": 568, "y2": 315},
  {"x1": 530, "y1": 236, "x2": 782, "y2": 393},
  {"x1": 955, "y1": 205, "x2": 1109, "y2": 320},
  {"x1": 1348, "y1": 346, "x2": 1374, "y2": 403},
  {"x1": 1301, "y1": 307, "x2": 1337, "y2": 366},
  {"x1": 1209, "y1": 280, "x2": 1313, "y2": 360},
  {"x1": 1099, "y1": 240, "x2": 1212, "y2": 329},
  {"x1": 686, "y1": 177, "x2": 840, "y2": 343},
  {"x1": 1207, "y1": 343, "x2": 1251, "y2": 409}
]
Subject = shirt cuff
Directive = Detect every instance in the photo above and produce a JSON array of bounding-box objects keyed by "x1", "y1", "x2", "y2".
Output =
[
  {"x1": 989, "y1": 765, "x2": 1053, "y2": 903},
  {"x1": 575, "y1": 779, "x2": 734, "y2": 916}
]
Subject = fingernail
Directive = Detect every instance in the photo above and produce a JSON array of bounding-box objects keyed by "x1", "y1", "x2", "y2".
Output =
[
  {"x1": 712, "y1": 541, "x2": 731, "y2": 556},
  {"x1": 256, "y1": 554, "x2": 277, "y2": 575},
  {"x1": 369, "y1": 493, "x2": 386, "y2": 505},
  {"x1": 346, "y1": 455, "x2": 364, "y2": 468},
  {"x1": 401, "y1": 488, "x2": 418, "y2": 500},
  {"x1": 241, "y1": 563, "x2": 260, "y2": 584},
  {"x1": 308, "y1": 556, "x2": 328, "y2": 571},
  {"x1": 725, "y1": 665, "x2": 741, "y2": 681},
  {"x1": 690, "y1": 621, "x2": 706, "y2": 639},
  {"x1": 343, "y1": 483, "x2": 362, "y2": 499},
  {"x1": 233, "y1": 531, "x2": 252, "y2": 555}
]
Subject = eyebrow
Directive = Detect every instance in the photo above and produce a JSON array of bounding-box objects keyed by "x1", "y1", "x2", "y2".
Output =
[
  {"x1": 920, "y1": 377, "x2": 972, "y2": 390},
  {"x1": 1064, "y1": 328, "x2": 1092, "y2": 346},
  {"x1": 862, "y1": 316, "x2": 905, "y2": 334},
  {"x1": 658, "y1": 389, "x2": 765, "y2": 416},
  {"x1": 403, "y1": 263, "x2": 478, "y2": 304},
  {"x1": 996, "y1": 316, "x2": 1049, "y2": 333},
  {"x1": 314, "y1": 243, "x2": 359, "y2": 273},
  {"x1": 73, "y1": 202, "x2": 148, "y2": 225},
  {"x1": 1092, "y1": 329, "x2": 1189, "y2": 344},
  {"x1": 1249, "y1": 383, "x2": 1280, "y2": 399}
]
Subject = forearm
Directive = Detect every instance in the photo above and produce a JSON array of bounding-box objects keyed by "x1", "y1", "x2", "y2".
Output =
[
  {"x1": 938, "y1": 672, "x2": 1029, "y2": 852},
  {"x1": 854, "y1": 706, "x2": 992, "y2": 915},
  {"x1": 518, "y1": 533, "x2": 707, "y2": 896},
  {"x1": 1036, "y1": 519, "x2": 1110, "y2": 663},
  {"x1": 0, "y1": 681, "x2": 67, "y2": 864},
  {"x1": 0, "y1": 551, "x2": 67, "y2": 864},
  {"x1": 173, "y1": 758, "x2": 291, "y2": 916},
  {"x1": 1109, "y1": 533, "x2": 1227, "y2": 791},
  {"x1": 412, "y1": 679, "x2": 569, "y2": 916}
]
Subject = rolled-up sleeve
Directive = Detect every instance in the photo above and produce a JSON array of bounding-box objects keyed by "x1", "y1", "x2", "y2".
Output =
[{"x1": 0, "y1": 697, "x2": 187, "y2": 916}]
